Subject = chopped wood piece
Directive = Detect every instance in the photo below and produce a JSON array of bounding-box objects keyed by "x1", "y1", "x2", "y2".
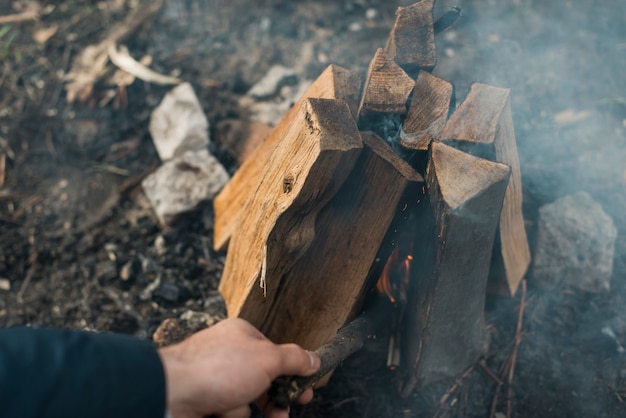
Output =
[
  {"x1": 219, "y1": 125, "x2": 423, "y2": 362},
  {"x1": 402, "y1": 142, "x2": 510, "y2": 395},
  {"x1": 400, "y1": 70, "x2": 454, "y2": 151},
  {"x1": 248, "y1": 132, "x2": 422, "y2": 349},
  {"x1": 440, "y1": 83, "x2": 531, "y2": 296},
  {"x1": 384, "y1": 1, "x2": 436, "y2": 75},
  {"x1": 218, "y1": 98, "x2": 363, "y2": 319},
  {"x1": 357, "y1": 49, "x2": 415, "y2": 120},
  {"x1": 213, "y1": 65, "x2": 361, "y2": 251}
]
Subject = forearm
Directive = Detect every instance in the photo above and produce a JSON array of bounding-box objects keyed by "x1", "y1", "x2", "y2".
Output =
[{"x1": 0, "y1": 327, "x2": 166, "y2": 418}]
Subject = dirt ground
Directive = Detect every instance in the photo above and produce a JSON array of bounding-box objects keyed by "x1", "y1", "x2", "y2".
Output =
[{"x1": 1, "y1": 0, "x2": 626, "y2": 417}]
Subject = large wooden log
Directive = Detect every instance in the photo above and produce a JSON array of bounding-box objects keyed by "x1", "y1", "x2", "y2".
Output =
[
  {"x1": 384, "y1": 0, "x2": 436, "y2": 76},
  {"x1": 440, "y1": 83, "x2": 530, "y2": 296},
  {"x1": 218, "y1": 98, "x2": 363, "y2": 318},
  {"x1": 213, "y1": 65, "x2": 361, "y2": 251},
  {"x1": 221, "y1": 126, "x2": 423, "y2": 357},
  {"x1": 401, "y1": 142, "x2": 510, "y2": 395},
  {"x1": 400, "y1": 70, "x2": 454, "y2": 151}
]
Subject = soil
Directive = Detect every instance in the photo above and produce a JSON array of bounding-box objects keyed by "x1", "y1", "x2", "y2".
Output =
[{"x1": 1, "y1": 0, "x2": 626, "y2": 417}]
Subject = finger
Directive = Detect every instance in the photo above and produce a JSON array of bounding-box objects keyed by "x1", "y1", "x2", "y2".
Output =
[
  {"x1": 296, "y1": 387, "x2": 314, "y2": 405},
  {"x1": 216, "y1": 404, "x2": 251, "y2": 418},
  {"x1": 275, "y1": 345, "x2": 321, "y2": 376}
]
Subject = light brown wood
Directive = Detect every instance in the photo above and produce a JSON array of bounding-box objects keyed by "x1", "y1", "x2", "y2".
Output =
[
  {"x1": 251, "y1": 132, "x2": 422, "y2": 349},
  {"x1": 219, "y1": 98, "x2": 363, "y2": 319},
  {"x1": 220, "y1": 126, "x2": 423, "y2": 356},
  {"x1": 384, "y1": 0, "x2": 436, "y2": 76},
  {"x1": 440, "y1": 83, "x2": 531, "y2": 296},
  {"x1": 213, "y1": 65, "x2": 361, "y2": 251},
  {"x1": 400, "y1": 70, "x2": 454, "y2": 151},
  {"x1": 357, "y1": 48, "x2": 415, "y2": 120},
  {"x1": 401, "y1": 142, "x2": 511, "y2": 395}
]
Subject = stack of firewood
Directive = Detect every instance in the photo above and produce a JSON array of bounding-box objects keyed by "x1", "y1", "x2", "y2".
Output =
[{"x1": 213, "y1": 0, "x2": 530, "y2": 394}]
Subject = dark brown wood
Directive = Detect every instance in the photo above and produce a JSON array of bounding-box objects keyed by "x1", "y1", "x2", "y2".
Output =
[
  {"x1": 236, "y1": 131, "x2": 423, "y2": 354},
  {"x1": 218, "y1": 98, "x2": 363, "y2": 319},
  {"x1": 268, "y1": 308, "x2": 375, "y2": 409},
  {"x1": 440, "y1": 83, "x2": 530, "y2": 296},
  {"x1": 384, "y1": 0, "x2": 436, "y2": 76},
  {"x1": 357, "y1": 48, "x2": 415, "y2": 120},
  {"x1": 401, "y1": 142, "x2": 511, "y2": 395},
  {"x1": 400, "y1": 70, "x2": 454, "y2": 151},
  {"x1": 213, "y1": 65, "x2": 361, "y2": 251}
]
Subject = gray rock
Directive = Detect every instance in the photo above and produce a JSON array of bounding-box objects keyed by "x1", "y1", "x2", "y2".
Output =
[
  {"x1": 533, "y1": 191, "x2": 617, "y2": 292},
  {"x1": 247, "y1": 65, "x2": 298, "y2": 99},
  {"x1": 154, "y1": 281, "x2": 180, "y2": 303},
  {"x1": 149, "y1": 82, "x2": 209, "y2": 161},
  {"x1": 142, "y1": 149, "x2": 229, "y2": 225},
  {"x1": 244, "y1": 80, "x2": 311, "y2": 126},
  {"x1": 179, "y1": 310, "x2": 220, "y2": 330}
]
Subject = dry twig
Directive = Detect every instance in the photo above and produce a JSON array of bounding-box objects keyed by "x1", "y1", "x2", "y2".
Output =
[
  {"x1": 0, "y1": 2, "x2": 41, "y2": 25},
  {"x1": 507, "y1": 279, "x2": 527, "y2": 418},
  {"x1": 489, "y1": 279, "x2": 528, "y2": 418}
]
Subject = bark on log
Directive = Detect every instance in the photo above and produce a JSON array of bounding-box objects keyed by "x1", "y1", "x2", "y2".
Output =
[
  {"x1": 218, "y1": 98, "x2": 363, "y2": 318},
  {"x1": 384, "y1": 0, "x2": 436, "y2": 76},
  {"x1": 401, "y1": 142, "x2": 510, "y2": 395},
  {"x1": 213, "y1": 65, "x2": 361, "y2": 251},
  {"x1": 357, "y1": 48, "x2": 415, "y2": 121},
  {"x1": 440, "y1": 83, "x2": 530, "y2": 296},
  {"x1": 400, "y1": 70, "x2": 454, "y2": 151}
]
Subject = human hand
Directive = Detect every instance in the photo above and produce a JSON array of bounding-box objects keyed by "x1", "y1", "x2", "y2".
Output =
[{"x1": 158, "y1": 318, "x2": 321, "y2": 418}]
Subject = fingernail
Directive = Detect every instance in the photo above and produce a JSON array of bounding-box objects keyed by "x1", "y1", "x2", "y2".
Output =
[{"x1": 306, "y1": 350, "x2": 320, "y2": 369}]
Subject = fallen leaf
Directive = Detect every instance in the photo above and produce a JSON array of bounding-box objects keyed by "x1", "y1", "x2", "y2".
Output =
[
  {"x1": 107, "y1": 44, "x2": 181, "y2": 85},
  {"x1": 33, "y1": 25, "x2": 57, "y2": 44}
]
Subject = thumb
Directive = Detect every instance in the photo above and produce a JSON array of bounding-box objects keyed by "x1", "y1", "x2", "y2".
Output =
[{"x1": 275, "y1": 344, "x2": 320, "y2": 377}]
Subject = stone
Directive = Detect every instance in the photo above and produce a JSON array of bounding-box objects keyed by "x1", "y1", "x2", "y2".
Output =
[
  {"x1": 152, "y1": 318, "x2": 187, "y2": 347},
  {"x1": 153, "y1": 281, "x2": 180, "y2": 303},
  {"x1": 142, "y1": 149, "x2": 229, "y2": 225},
  {"x1": 533, "y1": 191, "x2": 617, "y2": 292},
  {"x1": 247, "y1": 65, "x2": 298, "y2": 99},
  {"x1": 0, "y1": 278, "x2": 10, "y2": 291},
  {"x1": 149, "y1": 82, "x2": 209, "y2": 161},
  {"x1": 179, "y1": 310, "x2": 220, "y2": 331}
]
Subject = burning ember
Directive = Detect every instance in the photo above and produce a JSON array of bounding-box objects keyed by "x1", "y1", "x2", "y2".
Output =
[{"x1": 376, "y1": 245, "x2": 413, "y2": 305}]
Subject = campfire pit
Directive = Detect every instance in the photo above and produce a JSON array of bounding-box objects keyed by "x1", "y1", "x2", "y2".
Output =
[{"x1": 214, "y1": 0, "x2": 530, "y2": 399}]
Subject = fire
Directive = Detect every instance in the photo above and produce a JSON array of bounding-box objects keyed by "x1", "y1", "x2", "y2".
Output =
[{"x1": 376, "y1": 245, "x2": 413, "y2": 305}]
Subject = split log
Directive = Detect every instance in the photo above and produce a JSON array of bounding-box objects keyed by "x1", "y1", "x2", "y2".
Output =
[
  {"x1": 218, "y1": 98, "x2": 363, "y2": 318},
  {"x1": 213, "y1": 65, "x2": 361, "y2": 251},
  {"x1": 251, "y1": 132, "x2": 422, "y2": 350},
  {"x1": 357, "y1": 48, "x2": 415, "y2": 121},
  {"x1": 384, "y1": 0, "x2": 436, "y2": 76},
  {"x1": 400, "y1": 70, "x2": 454, "y2": 151},
  {"x1": 220, "y1": 126, "x2": 423, "y2": 361},
  {"x1": 401, "y1": 142, "x2": 511, "y2": 395},
  {"x1": 440, "y1": 83, "x2": 530, "y2": 296}
]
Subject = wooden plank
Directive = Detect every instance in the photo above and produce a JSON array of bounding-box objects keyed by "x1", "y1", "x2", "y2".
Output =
[
  {"x1": 400, "y1": 70, "x2": 454, "y2": 151},
  {"x1": 440, "y1": 83, "x2": 531, "y2": 296},
  {"x1": 219, "y1": 98, "x2": 363, "y2": 319},
  {"x1": 213, "y1": 65, "x2": 361, "y2": 251},
  {"x1": 384, "y1": 0, "x2": 436, "y2": 76},
  {"x1": 401, "y1": 142, "x2": 510, "y2": 394}
]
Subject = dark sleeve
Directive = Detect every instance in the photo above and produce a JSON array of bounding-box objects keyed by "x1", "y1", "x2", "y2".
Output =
[{"x1": 0, "y1": 327, "x2": 166, "y2": 418}]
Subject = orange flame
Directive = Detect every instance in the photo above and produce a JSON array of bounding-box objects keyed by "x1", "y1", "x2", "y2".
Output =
[{"x1": 376, "y1": 246, "x2": 413, "y2": 304}]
